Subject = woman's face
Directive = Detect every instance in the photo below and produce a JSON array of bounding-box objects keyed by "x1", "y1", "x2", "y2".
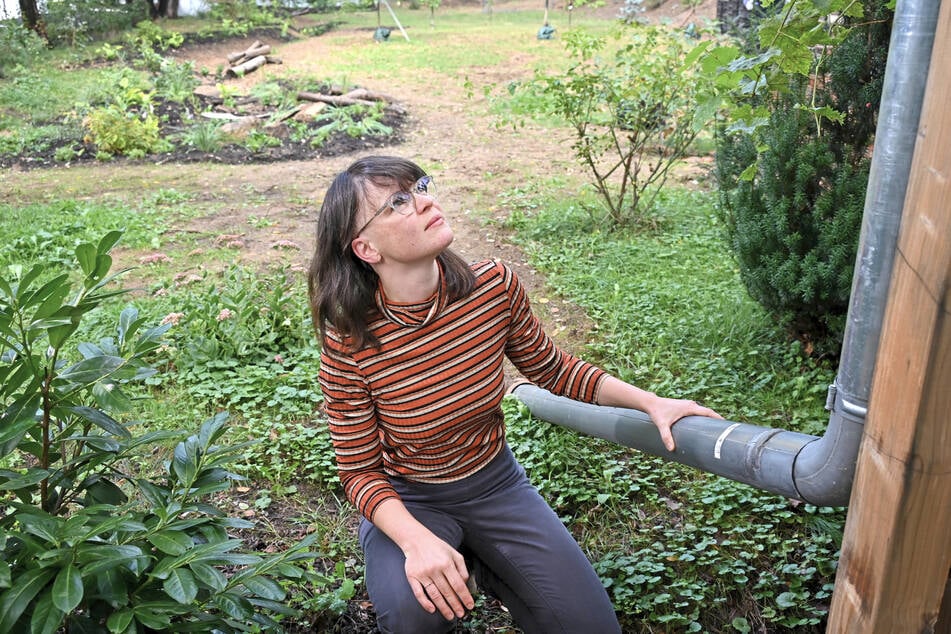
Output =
[{"x1": 353, "y1": 178, "x2": 454, "y2": 265}]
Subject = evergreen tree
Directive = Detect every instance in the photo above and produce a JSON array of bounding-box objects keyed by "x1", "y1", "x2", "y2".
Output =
[{"x1": 715, "y1": 0, "x2": 892, "y2": 356}]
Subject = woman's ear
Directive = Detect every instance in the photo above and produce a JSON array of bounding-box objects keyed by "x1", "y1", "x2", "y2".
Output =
[{"x1": 350, "y1": 236, "x2": 381, "y2": 264}]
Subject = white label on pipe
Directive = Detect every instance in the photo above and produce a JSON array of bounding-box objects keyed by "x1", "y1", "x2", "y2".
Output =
[{"x1": 714, "y1": 423, "x2": 742, "y2": 459}]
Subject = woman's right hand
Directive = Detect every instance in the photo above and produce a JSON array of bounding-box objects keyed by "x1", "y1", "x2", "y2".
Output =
[
  {"x1": 402, "y1": 531, "x2": 475, "y2": 620},
  {"x1": 371, "y1": 498, "x2": 475, "y2": 620}
]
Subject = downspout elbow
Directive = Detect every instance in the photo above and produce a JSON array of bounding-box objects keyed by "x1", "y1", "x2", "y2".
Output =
[{"x1": 791, "y1": 382, "x2": 867, "y2": 507}]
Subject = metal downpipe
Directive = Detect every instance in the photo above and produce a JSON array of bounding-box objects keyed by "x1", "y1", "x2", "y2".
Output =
[
  {"x1": 512, "y1": 0, "x2": 940, "y2": 507},
  {"x1": 790, "y1": 0, "x2": 938, "y2": 505}
]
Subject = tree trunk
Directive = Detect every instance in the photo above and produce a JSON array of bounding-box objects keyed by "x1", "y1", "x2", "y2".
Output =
[
  {"x1": 144, "y1": 0, "x2": 178, "y2": 18},
  {"x1": 18, "y1": 0, "x2": 48, "y2": 42},
  {"x1": 716, "y1": 0, "x2": 749, "y2": 34}
]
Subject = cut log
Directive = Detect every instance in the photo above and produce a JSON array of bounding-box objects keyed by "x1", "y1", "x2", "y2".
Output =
[
  {"x1": 226, "y1": 40, "x2": 262, "y2": 62},
  {"x1": 297, "y1": 91, "x2": 378, "y2": 107},
  {"x1": 227, "y1": 54, "x2": 268, "y2": 77},
  {"x1": 265, "y1": 55, "x2": 283, "y2": 64},
  {"x1": 227, "y1": 42, "x2": 271, "y2": 65},
  {"x1": 344, "y1": 88, "x2": 396, "y2": 103}
]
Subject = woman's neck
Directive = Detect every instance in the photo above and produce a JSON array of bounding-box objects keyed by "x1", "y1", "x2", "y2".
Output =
[{"x1": 378, "y1": 259, "x2": 440, "y2": 303}]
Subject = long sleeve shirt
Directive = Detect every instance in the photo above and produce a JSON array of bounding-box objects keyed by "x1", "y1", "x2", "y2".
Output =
[{"x1": 318, "y1": 259, "x2": 607, "y2": 520}]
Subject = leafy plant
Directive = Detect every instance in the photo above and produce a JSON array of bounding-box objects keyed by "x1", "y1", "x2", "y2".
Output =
[
  {"x1": 0, "y1": 232, "x2": 326, "y2": 632},
  {"x1": 0, "y1": 22, "x2": 46, "y2": 76},
  {"x1": 82, "y1": 103, "x2": 169, "y2": 158},
  {"x1": 713, "y1": 0, "x2": 890, "y2": 353},
  {"x1": 81, "y1": 69, "x2": 171, "y2": 158},
  {"x1": 177, "y1": 120, "x2": 226, "y2": 153},
  {"x1": 309, "y1": 103, "x2": 392, "y2": 148},
  {"x1": 125, "y1": 19, "x2": 185, "y2": 52},
  {"x1": 157, "y1": 265, "x2": 311, "y2": 374},
  {"x1": 716, "y1": 99, "x2": 867, "y2": 353},
  {"x1": 43, "y1": 0, "x2": 146, "y2": 46},
  {"x1": 508, "y1": 25, "x2": 714, "y2": 226},
  {"x1": 693, "y1": 0, "x2": 871, "y2": 138},
  {"x1": 243, "y1": 129, "x2": 282, "y2": 153},
  {"x1": 154, "y1": 59, "x2": 200, "y2": 105}
]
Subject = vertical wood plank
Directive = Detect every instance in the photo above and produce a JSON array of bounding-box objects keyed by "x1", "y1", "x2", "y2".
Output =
[{"x1": 826, "y1": 0, "x2": 951, "y2": 629}]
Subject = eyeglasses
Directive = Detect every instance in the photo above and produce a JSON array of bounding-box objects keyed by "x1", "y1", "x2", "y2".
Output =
[{"x1": 352, "y1": 175, "x2": 436, "y2": 239}]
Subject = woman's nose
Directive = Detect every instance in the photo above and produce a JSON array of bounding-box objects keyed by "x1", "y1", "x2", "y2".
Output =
[{"x1": 413, "y1": 192, "x2": 434, "y2": 213}]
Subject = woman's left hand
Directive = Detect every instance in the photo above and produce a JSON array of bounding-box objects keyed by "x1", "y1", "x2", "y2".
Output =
[{"x1": 645, "y1": 396, "x2": 723, "y2": 452}]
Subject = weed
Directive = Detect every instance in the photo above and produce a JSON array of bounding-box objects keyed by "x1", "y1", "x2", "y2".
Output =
[
  {"x1": 154, "y1": 59, "x2": 200, "y2": 104},
  {"x1": 177, "y1": 120, "x2": 226, "y2": 152}
]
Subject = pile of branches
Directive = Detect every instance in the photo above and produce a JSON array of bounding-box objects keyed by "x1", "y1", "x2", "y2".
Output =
[{"x1": 224, "y1": 40, "x2": 283, "y2": 77}]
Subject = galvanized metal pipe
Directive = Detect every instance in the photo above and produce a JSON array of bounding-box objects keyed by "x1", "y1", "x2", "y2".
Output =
[{"x1": 513, "y1": 0, "x2": 940, "y2": 507}]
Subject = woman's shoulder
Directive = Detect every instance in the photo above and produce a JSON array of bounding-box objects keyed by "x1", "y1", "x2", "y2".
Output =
[{"x1": 470, "y1": 258, "x2": 515, "y2": 281}]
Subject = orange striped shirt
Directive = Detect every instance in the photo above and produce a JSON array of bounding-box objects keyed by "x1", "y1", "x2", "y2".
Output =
[{"x1": 318, "y1": 259, "x2": 606, "y2": 520}]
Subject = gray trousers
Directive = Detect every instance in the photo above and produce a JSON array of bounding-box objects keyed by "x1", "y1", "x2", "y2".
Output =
[{"x1": 359, "y1": 445, "x2": 622, "y2": 634}]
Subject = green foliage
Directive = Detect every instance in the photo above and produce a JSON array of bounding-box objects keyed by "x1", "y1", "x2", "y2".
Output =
[
  {"x1": 0, "y1": 233, "x2": 323, "y2": 633},
  {"x1": 157, "y1": 266, "x2": 312, "y2": 374},
  {"x1": 507, "y1": 25, "x2": 714, "y2": 227},
  {"x1": 503, "y1": 186, "x2": 835, "y2": 430},
  {"x1": 309, "y1": 102, "x2": 393, "y2": 148},
  {"x1": 693, "y1": 0, "x2": 868, "y2": 136},
  {"x1": 244, "y1": 129, "x2": 283, "y2": 153},
  {"x1": 80, "y1": 69, "x2": 172, "y2": 158},
  {"x1": 154, "y1": 59, "x2": 201, "y2": 104},
  {"x1": 176, "y1": 121, "x2": 227, "y2": 152},
  {"x1": 203, "y1": 0, "x2": 291, "y2": 33},
  {"x1": 125, "y1": 19, "x2": 185, "y2": 52},
  {"x1": 42, "y1": 0, "x2": 147, "y2": 46},
  {"x1": 0, "y1": 23, "x2": 47, "y2": 76},
  {"x1": 714, "y1": 0, "x2": 890, "y2": 353},
  {"x1": 716, "y1": 102, "x2": 866, "y2": 352},
  {"x1": 82, "y1": 105, "x2": 167, "y2": 158}
]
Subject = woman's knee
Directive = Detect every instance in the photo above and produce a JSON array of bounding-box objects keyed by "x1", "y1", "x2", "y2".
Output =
[{"x1": 374, "y1": 597, "x2": 456, "y2": 634}]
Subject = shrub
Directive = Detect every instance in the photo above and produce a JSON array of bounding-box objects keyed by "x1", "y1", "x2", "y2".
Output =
[
  {"x1": 83, "y1": 104, "x2": 168, "y2": 157},
  {"x1": 0, "y1": 232, "x2": 324, "y2": 632},
  {"x1": 154, "y1": 59, "x2": 200, "y2": 105},
  {"x1": 43, "y1": 0, "x2": 146, "y2": 45},
  {"x1": 0, "y1": 23, "x2": 46, "y2": 77},
  {"x1": 506, "y1": 25, "x2": 714, "y2": 227},
  {"x1": 81, "y1": 69, "x2": 172, "y2": 157},
  {"x1": 714, "y1": 0, "x2": 891, "y2": 354},
  {"x1": 716, "y1": 99, "x2": 867, "y2": 352}
]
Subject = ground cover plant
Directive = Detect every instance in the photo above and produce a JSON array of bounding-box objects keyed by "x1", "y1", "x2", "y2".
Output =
[{"x1": 2, "y1": 0, "x2": 850, "y2": 630}]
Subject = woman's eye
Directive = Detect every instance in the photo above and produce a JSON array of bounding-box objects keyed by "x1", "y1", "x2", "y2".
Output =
[{"x1": 391, "y1": 192, "x2": 413, "y2": 209}]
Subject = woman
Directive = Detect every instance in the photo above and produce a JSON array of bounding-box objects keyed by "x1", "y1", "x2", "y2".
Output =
[{"x1": 308, "y1": 156, "x2": 722, "y2": 633}]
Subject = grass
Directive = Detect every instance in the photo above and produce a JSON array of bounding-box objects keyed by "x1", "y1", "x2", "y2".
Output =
[{"x1": 0, "y1": 4, "x2": 843, "y2": 632}]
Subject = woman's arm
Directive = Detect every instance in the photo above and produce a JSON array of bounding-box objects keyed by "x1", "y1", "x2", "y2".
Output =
[{"x1": 371, "y1": 499, "x2": 475, "y2": 620}]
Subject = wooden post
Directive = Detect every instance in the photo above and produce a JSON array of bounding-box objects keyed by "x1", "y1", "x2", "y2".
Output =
[{"x1": 826, "y1": 0, "x2": 951, "y2": 630}]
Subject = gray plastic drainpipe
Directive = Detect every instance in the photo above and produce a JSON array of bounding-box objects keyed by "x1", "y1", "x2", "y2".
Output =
[{"x1": 512, "y1": 0, "x2": 940, "y2": 507}]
